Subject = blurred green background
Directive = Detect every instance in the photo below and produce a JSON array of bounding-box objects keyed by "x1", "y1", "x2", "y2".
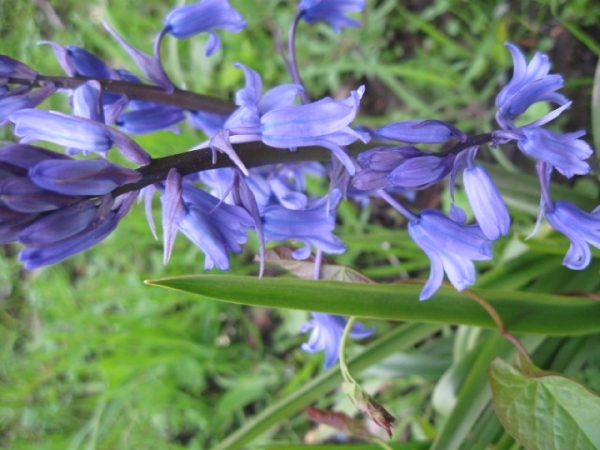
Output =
[{"x1": 0, "y1": 0, "x2": 599, "y2": 448}]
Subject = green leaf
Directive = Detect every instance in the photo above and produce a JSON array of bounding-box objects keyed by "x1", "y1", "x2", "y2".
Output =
[
  {"x1": 146, "y1": 275, "x2": 600, "y2": 335},
  {"x1": 489, "y1": 356, "x2": 600, "y2": 450}
]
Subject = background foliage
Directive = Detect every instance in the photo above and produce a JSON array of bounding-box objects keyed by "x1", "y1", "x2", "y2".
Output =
[{"x1": 1, "y1": 0, "x2": 599, "y2": 449}]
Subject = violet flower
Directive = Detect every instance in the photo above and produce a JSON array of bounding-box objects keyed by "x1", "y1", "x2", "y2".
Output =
[
  {"x1": 545, "y1": 201, "x2": 600, "y2": 270},
  {"x1": 161, "y1": 0, "x2": 246, "y2": 56},
  {"x1": 495, "y1": 42, "x2": 568, "y2": 130},
  {"x1": 298, "y1": 0, "x2": 365, "y2": 33},
  {"x1": 10, "y1": 109, "x2": 151, "y2": 165},
  {"x1": 375, "y1": 119, "x2": 467, "y2": 145},
  {"x1": 161, "y1": 169, "x2": 254, "y2": 270},
  {"x1": 0, "y1": 144, "x2": 139, "y2": 268},
  {"x1": 459, "y1": 147, "x2": 510, "y2": 240},
  {"x1": 408, "y1": 206, "x2": 492, "y2": 300},
  {"x1": 301, "y1": 313, "x2": 374, "y2": 369},
  {"x1": 262, "y1": 189, "x2": 345, "y2": 259}
]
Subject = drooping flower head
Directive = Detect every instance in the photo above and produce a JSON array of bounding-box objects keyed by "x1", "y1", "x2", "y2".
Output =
[
  {"x1": 457, "y1": 146, "x2": 510, "y2": 240},
  {"x1": 160, "y1": 169, "x2": 254, "y2": 270},
  {"x1": 0, "y1": 144, "x2": 139, "y2": 269},
  {"x1": 298, "y1": 0, "x2": 366, "y2": 32},
  {"x1": 301, "y1": 313, "x2": 374, "y2": 369},
  {"x1": 408, "y1": 206, "x2": 493, "y2": 300},
  {"x1": 161, "y1": 0, "x2": 246, "y2": 56},
  {"x1": 495, "y1": 42, "x2": 568, "y2": 130},
  {"x1": 262, "y1": 189, "x2": 346, "y2": 260},
  {"x1": 10, "y1": 109, "x2": 151, "y2": 165}
]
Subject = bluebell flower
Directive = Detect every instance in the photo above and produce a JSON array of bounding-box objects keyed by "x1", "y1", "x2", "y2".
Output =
[
  {"x1": 301, "y1": 313, "x2": 374, "y2": 369},
  {"x1": 19, "y1": 193, "x2": 137, "y2": 270},
  {"x1": 298, "y1": 0, "x2": 365, "y2": 33},
  {"x1": 0, "y1": 84, "x2": 56, "y2": 125},
  {"x1": 0, "y1": 55, "x2": 37, "y2": 79},
  {"x1": 161, "y1": 0, "x2": 246, "y2": 56},
  {"x1": 192, "y1": 64, "x2": 365, "y2": 174},
  {"x1": 456, "y1": 147, "x2": 510, "y2": 240},
  {"x1": 103, "y1": 22, "x2": 174, "y2": 92},
  {"x1": 495, "y1": 42, "x2": 569, "y2": 130},
  {"x1": 462, "y1": 165, "x2": 510, "y2": 240},
  {"x1": 375, "y1": 119, "x2": 467, "y2": 145},
  {"x1": 545, "y1": 201, "x2": 600, "y2": 270},
  {"x1": 517, "y1": 127, "x2": 592, "y2": 178},
  {"x1": 10, "y1": 109, "x2": 151, "y2": 165},
  {"x1": 262, "y1": 189, "x2": 345, "y2": 259},
  {"x1": 29, "y1": 159, "x2": 141, "y2": 196},
  {"x1": 116, "y1": 104, "x2": 185, "y2": 134},
  {"x1": 354, "y1": 145, "x2": 455, "y2": 191},
  {"x1": 160, "y1": 169, "x2": 254, "y2": 270},
  {"x1": 0, "y1": 144, "x2": 139, "y2": 268},
  {"x1": 387, "y1": 152, "x2": 455, "y2": 191},
  {"x1": 408, "y1": 206, "x2": 493, "y2": 300},
  {"x1": 259, "y1": 86, "x2": 367, "y2": 174},
  {"x1": 41, "y1": 42, "x2": 114, "y2": 79}
]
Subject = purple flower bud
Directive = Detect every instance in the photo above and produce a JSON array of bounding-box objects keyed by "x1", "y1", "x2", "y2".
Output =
[
  {"x1": 375, "y1": 119, "x2": 467, "y2": 144},
  {"x1": 0, "y1": 177, "x2": 80, "y2": 213},
  {"x1": 163, "y1": 0, "x2": 247, "y2": 56},
  {"x1": 408, "y1": 206, "x2": 492, "y2": 300},
  {"x1": 463, "y1": 165, "x2": 510, "y2": 240},
  {"x1": 353, "y1": 146, "x2": 423, "y2": 190},
  {"x1": 0, "y1": 144, "x2": 70, "y2": 170},
  {"x1": 387, "y1": 152, "x2": 455, "y2": 190},
  {"x1": 19, "y1": 200, "x2": 99, "y2": 245},
  {"x1": 299, "y1": 0, "x2": 365, "y2": 33},
  {"x1": 116, "y1": 104, "x2": 185, "y2": 134},
  {"x1": 29, "y1": 159, "x2": 141, "y2": 196},
  {"x1": 41, "y1": 42, "x2": 113, "y2": 79},
  {"x1": 301, "y1": 313, "x2": 374, "y2": 369},
  {"x1": 0, "y1": 55, "x2": 37, "y2": 79},
  {"x1": 18, "y1": 193, "x2": 136, "y2": 270},
  {"x1": 10, "y1": 109, "x2": 151, "y2": 165}
]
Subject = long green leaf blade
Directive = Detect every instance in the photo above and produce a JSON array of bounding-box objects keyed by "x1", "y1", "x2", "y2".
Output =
[{"x1": 146, "y1": 275, "x2": 600, "y2": 335}]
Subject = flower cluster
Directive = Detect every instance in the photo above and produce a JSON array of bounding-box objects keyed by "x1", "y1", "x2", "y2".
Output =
[{"x1": 0, "y1": 0, "x2": 597, "y2": 368}]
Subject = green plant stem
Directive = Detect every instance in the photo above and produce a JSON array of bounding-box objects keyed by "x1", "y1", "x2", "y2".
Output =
[
  {"x1": 339, "y1": 316, "x2": 357, "y2": 383},
  {"x1": 210, "y1": 322, "x2": 442, "y2": 450}
]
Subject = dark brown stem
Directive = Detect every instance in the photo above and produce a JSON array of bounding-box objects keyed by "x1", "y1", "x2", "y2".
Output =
[
  {"x1": 445, "y1": 132, "x2": 493, "y2": 155},
  {"x1": 112, "y1": 142, "x2": 336, "y2": 196},
  {"x1": 463, "y1": 289, "x2": 533, "y2": 364},
  {"x1": 8, "y1": 74, "x2": 236, "y2": 115}
]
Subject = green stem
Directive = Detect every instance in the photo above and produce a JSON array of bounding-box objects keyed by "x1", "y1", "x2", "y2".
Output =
[
  {"x1": 210, "y1": 322, "x2": 441, "y2": 450},
  {"x1": 339, "y1": 316, "x2": 358, "y2": 383}
]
